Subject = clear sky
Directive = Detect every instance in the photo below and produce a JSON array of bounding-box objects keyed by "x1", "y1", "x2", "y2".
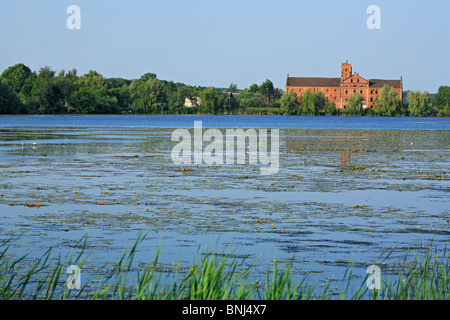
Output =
[{"x1": 0, "y1": 0, "x2": 448, "y2": 92}]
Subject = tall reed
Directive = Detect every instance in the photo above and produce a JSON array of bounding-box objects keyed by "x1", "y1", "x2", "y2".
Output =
[{"x1": 1, "y1": 233, "x2": 448, "y2": 300}]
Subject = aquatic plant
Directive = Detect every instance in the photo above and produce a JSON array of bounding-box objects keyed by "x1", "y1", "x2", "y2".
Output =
[{"x1": 1, "y1": 234, "x2": 448, "y2": 300}]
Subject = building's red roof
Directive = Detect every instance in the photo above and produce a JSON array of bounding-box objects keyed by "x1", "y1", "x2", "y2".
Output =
[
  {"x1": 368, "y1": 79, "x2": 402, "y2": 88},
  {"x1": 286, "y1": 77, "x2": 341, "y2": 87},
  {"x1": 287, "y1": 76, "x2": 401, "y2": 88}
]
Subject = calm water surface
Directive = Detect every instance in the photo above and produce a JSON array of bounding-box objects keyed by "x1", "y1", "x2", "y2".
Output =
[
  {"x1": 0, "y1": 115, "x2": 449, "y2": 297},
  {"x1": 0, "y1": 114, "x2": 449, "y2": 130}
]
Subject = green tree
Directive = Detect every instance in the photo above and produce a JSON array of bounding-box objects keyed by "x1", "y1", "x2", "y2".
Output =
[
  {"x1": 129, "y1": 77, "x2": 165, "y2": 114},
  {"x1": 68, "y1": 70, "x2": 120, "y2": 114},
  {"x1": 140, "y1": 73, "x2": 157, "y2": 81},
  {"x1": 324, "y1": 101, "x2": 337, "y2": 115},
  {"x1": 199, "y1": 87, "x2": 218, "y2": 114},
  {"x1": 107, "y1": 77, "x2": 129, "y2": 89},
  {"x1": 374, "y1": 85, "x2": 402, "y2": 116},
  {"x1": 228, "y1": 83, "x2": 238, "y2": 94},
  {"x1": 109, "y1": 85, "x2": 131, "y2": 112},
  {"x1": 248, "y1": 84, "x2": 259, "y2": 93},
  {"x1": 68, "y1": 87, "x2": 96, "y2": 114},
  {"x1": 301, "y1": 90, "x2": 317, "y2": 115},
  {"x1": 76, "y1": 70, "x2": 107, "y2": 89},
  {"x1": 237, "y1": 89, "x2": 259, "y2": 112},
  {"x1": 217, "y1": 91, "x2": 229, "y2": 114},
  {"x1": 225, "y1": 92, "x2": 239, "y2": 114},
  {"x1": 314, "y1": 91, "x2": 326, "y2": 114},
  {"x1": 259, "y1": 79, "x2": 274, "y2": 106},
  {"x1": 434, "y1": 86, "x2": 450, "y2": 111},
  {"x1": 163, "y1": 81, "x2": 177, "y2": 97},
  {"x1": 30, "y1": 67, "x2": 65, "y2": 114},
  {"x1": 345, "y1": 92, "x2": 364, "y2": 115},
  {"x1": 92, "y1": 89, "x2": 120, "y2": 114},
  {"x1": 280, "y1": 90, "x2": 299, "y2": 115},
  {"x1": 17, "y1": 72, "x2": 37, "y2": 107},
  {"x1": 406, "y1": 90, "x2": 433, "y2": 117},
  {"x1": 167, "y1": 91, "x2": 185, "y2": 114},
  {"x1": 0, "y1": 81, "x2": 24, "y2": 113},
  {"x1": 0, "y1": 63, "x2": 33, "y2": 94},
  {"x1": 55, "y1": 69, "x2": 77, "y2": 110}
]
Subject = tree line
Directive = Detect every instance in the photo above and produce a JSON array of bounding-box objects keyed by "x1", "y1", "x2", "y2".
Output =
[
  {"x1": 0, "y1": 63, "x2": 449, "y2": 116},
  {"x1": 0, "y1": 63, "x2": 281, "y2": 115},
  {"x1": 280, "y1": 86, "x2": 450, "y2": 117}
]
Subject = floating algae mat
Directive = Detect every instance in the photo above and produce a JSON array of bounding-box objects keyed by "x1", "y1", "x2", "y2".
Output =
[{"x1": 0, "y1": 124, "x2": 449, "y2": 297}]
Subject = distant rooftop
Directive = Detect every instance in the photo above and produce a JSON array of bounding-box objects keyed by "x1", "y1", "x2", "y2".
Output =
[{"x1": 286, "y1": 76, "x2": 401, "y2": 88}]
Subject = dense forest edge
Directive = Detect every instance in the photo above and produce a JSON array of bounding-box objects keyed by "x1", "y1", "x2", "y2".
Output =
[{"x1": 0, "y1": 63, "x2": 449, "y2": 116}]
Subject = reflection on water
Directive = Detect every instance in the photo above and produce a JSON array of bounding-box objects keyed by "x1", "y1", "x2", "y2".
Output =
[
  {"x1": 340, "y1": 151, "x2": 351, "y2": 166},
  {"x1": 0, "y1": 124, "x2": 449, "y2": 297}
]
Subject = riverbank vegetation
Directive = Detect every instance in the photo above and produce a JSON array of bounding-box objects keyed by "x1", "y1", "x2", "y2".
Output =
[
  {"x1": 0, "y1": 63, "x2": 449, "y2": 116},
  {"x1": 1, "y1": 234, "x2": 449, "y2": 300}
]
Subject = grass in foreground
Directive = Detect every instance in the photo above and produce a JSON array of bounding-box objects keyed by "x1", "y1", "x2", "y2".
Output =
[{"x1": 0, "y1": 233, "x2": 448, "y2": 300}]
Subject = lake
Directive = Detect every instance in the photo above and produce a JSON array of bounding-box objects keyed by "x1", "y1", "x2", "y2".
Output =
[
  {"x1": 0, "y1": 115, "x2": 449, "y2": 298},
  {"x1": 0, "y1": 114, "x2": 449, "y2": 130}
]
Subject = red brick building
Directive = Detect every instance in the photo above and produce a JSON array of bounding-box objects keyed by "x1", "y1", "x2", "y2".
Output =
[{"x1": 286, "y1": 61, "x2": 402, "y2": 109}]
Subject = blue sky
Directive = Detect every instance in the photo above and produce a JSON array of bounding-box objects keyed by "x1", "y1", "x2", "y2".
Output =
[{"x1": 0, "y1": 0, "x2": 448, "y2": 92}]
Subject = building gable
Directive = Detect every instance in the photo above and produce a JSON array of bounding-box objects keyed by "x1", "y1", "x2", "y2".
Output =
[{"x1": 342, "y1": 73, "x2": 369, "y2": 85}]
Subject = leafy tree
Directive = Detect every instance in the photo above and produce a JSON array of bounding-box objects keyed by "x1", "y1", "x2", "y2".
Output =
[
  {"x1": 237, "y1": 89, "x2": 259, "y2": 112},
  {"x1": 224, "y1": 91, "x2": 239, "y2": 114},
  {"x1": 129, "y1": 77, "x2": 165, "y2": 114},
  {"x1": 68, "y1": 87, "x2": 96, "y2": 114},
  {"x1": 364, "y1": 107, "x2": 376, "y2": 116},
  {"x1": 199, "y1": 87, "x2": 218, "y2": 114},
  {"x1": 0, "y1": 81, "x2": 24, "y2": 113},
  {"x1": 228, "y1": 83, "x2": 238, "y2": 94},
  {"x1": 109, "y1": 85, "x2": 131, "y2": 112},
  {"x1": 374, "y1": 85, "x2": 402, "y2": 116},
  {"x1": 434, "y1": 86, "x2": 450, "y2": 110},
  {"x1": 314, "y1": 91, "x2": 326, "y2": 114},
  {"x1": 37, "y1": 66, "x2": 56, "y2": 81},
  {"x1": 76, "y1": 70, "x2": 107, "y2": 89},
  {"x1": 68, "y1": 70, "x2": 120, "y2": 114},
  {"x1": 107, "y1": 77, "x2": 129, "y2": 89},
  {"x1": 92, "y1": 89, "x2": 119, "y2": 114},
  {"x1": 324, "y1": 101, "x2": 337, "y2": 115},
  {"x1": 273, "y1": 88, "x2": 283, "y2": 101},
  {"x1": 167, "y1": 91, "x2": 185, "y2": 114},
  {"x1": 248, "y1": 84, "x2": 259, "y2": 93},
  {"x1": 163, "y1": 81, "x2": 177, "y2": 97},
  {"x1": 17, "y1": 71, "x2": 37, "y2": 106},
  {"x1": 259, "y1": 79, "x2": 274, "y2": 106},
  {"x1": 217, "y1": 91, "x2": 229, "y2": 114},
  {"x1": 140, "y1": 73, "x2": 157, "y2": 81},
  {"x1": 55, "y1": 69, "x2": 77, "y2": 110},
  {"x1": 0, "y1": 63, "x2": 33, "y2": 94},
  {"x1": 30, "y1": 67, "x2": 65, "y2": 114},
  {"x1": 301, "y1": 90, "x2": 317, "y2": 115},
  {"x1": 406, "y1": 90, "x2": 432, "y2": 116},
  {"x1": 280, "y1": 90, "x2": 299, "y2": 115},
  {"x1": 345, "y1": 92, "x2": 364, "y2": 115}
]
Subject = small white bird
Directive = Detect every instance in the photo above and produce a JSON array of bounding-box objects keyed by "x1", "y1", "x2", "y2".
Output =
[{"x1": 32, "y1": 142, "x2": 37, "y2": 146}]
